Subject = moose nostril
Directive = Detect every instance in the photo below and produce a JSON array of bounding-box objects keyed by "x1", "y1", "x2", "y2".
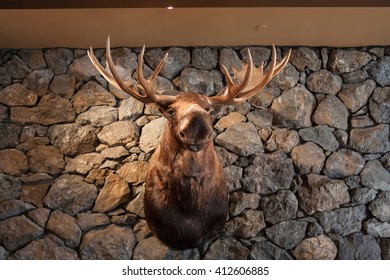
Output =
[{"x1": 179, "y1": 131, "x2": 186, "y2": 139}]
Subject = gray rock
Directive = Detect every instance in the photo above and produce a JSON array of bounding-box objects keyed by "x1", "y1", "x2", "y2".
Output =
[
  {"x1": 204, "y1": 237, "x2": 249, "y2": 260},
  {"x1": 0, "y1": 149, "x2": 29, "y2": 176},
  {"x1": 4, "y1": 55, "x2": 31, "y2": 79},
  {"x1": 270, "y1": 84, "x2": 316, "y2": 128},
  {"x1": 306, "y1": 69, "x2": 342, "y2": 95},
  {"x1": 48, "y1": 123, "x2": 98, "y2": 156},
  {"x1": 338, "y1": 233, "x2": 381, "y2": 260},
  {"x1": 293, "y1": 235, "x2": 337, "y2": 260},
  {"x1": 76, "y1": 212, "x2": 110, "y2": 231},
  {"x1": 351, "y1": 114, "x2": 375, "y2": 128},
  {"x1": 10, "y1": 93, "x2": 75, "y2": 125},
  {"x1": 68, "y1": 54, "x2": 100, "y2": 81},
  {"x1": 338, "y1": 79, "x2": 376, "y2": 113},
  {"x1": 381, "y1": 238, "x2": 390, "y2": 260},
  {"x1": 298, "y1": 174, "x2": 350, "y2": 215},
  {"x1": 180, "y1": 67, "x2": 215, "y2": 96},
  {"x1": 290, "y1": 47, "x2": 321, "y2": 72},
  {"x1": 0, "y1": 104, "x2": 8, "y2": 122},
  {"x1": 139, "y1": 117, "x2": 166, "y2": 153},
  {"x1": 299, "y1": 125, "x2": 339, "y2": 151},
  {"x1": 50, "y1": 74, "x2": 76, "y2": 98},
  {"x1": 249, "y1": 241, "x2": 292, "y2": 260},
  {"x1": 291, "y1": 142, "x2": 326, "y2": 174},
  {"x1": 312, "y1": 95, "x2": 348, "y2": 130},
  {"x1": 216, "y1": 146, "x2": 239, "y2": 167},
  {"x1": 350, "y1": 187, "x2": 378, "y2": 205},
  {"x1": 43, "y1": 174, "x2": 98, "y2": 216},
  {"x1": 0, "y1": 123, "x2": 22, "y2": 149},
  {"x1": 365, "y1": 218, "x2": 390, "y2": 238},
  {"x1": 366, "y1": 56, "x2": 390, "y2": 86},
  {"x1": 349, "y1": 124, "x2": 390, "y2": 153},
  {"x1": 65, "y1": 153, "x2": 104, "y2": 175},
  {"x1": 93, "y1": 173, "x2": 130, "y2": 213},
  {"x1": 242, "y1": 151, "x2": 294, "y2": 195},
  {"x1": 97, "y1": 120, "x2": 139, "y2": 147},
  {"x1": 261, "y1": 190, "x2": 298, "y2": 224},
  {"x1": 192, "y1": 47, "x2": 218, "y2": 70},
  {"x1": 46, "y1": 210, "x2": 82, "y2": 248},
  {"x1": 342, "y1": 70, "x2": 369, "y2": 83},
  {"x1": 18, "y1": 49, "x2": 46, "y2": 70},
  {"x1": 265, "y1": 220, "x2": 307, "y2": 250},
  {"x1": 0, "y1": 173, "x2": 22, "y2": 202},
  {"x1": 80, "y1": 224, "x2": 136, "y2": 259},
  {"x1": 23, "y1": 69, "x2": 54, "y2": 96},
  {"x1": 26, "y1": 208, "x2": 51, "y2": 227},
  {"x1": 315, "y1": 205, "x2": 366, "y2": 236},
  {"x1": 117, "y1": 161, "x2": 149, "y2": 184},
  {"x1": 0, "y1": 199, "x2": 35, "y2": 219},
  {"x1": 27, "y1": 146, "x2": 65, "y2": 175},
  {"x1": 240, "y1": 46, "x2": 271, "y2": 67},
  {"x1": 10, "y1": 235, "x2": 78, "y2": 260},
  {"x1": 224, "y1": 165, "x2": 243, "y2": 192},
  {"x1": 265, "y1": 128, "x2": 299, "y2": 153},
  {"x1": 118, "y1": 97, "x2": 144, "y2": 121},
  {"x1": 72, "y1": 81, "x2": 116, "y2": 114},
  {"x1": 126, "y1": 186, "x2": 145, "y2": 218},
  {"x1": 229, "y1": 191, "x2": 260, "y2": 217},
  {"x1": 0, "y1": 215, "x2": 43, "y2": 252},
  {"x1": 0, "y1": 83, "x2": 38, "y2": 106},
  {"x1": 369, "y1": 191, "x2": 390, "y2": 222},
  {"x1": 44, "y1": 48, "x2": 73, "y2": 75},
  {"x1": 361, "y1": 160, "x2": 390, "y2": 191},
  {"x1": 0, "y1": 246, "x2": 9, "y2": 260},
  {"x1": 219, "y1": 48, "x2": 242, "y2": 75},
  {"x1": 100, "y1": 146, "x2": 129, "y2": 159},
  {"x1": 247, "y1": 110, "x2": 273, "y2": 128},
  {"x1": 145, "y1": 47, "x2": 190, "y2": 79},
  {"x1": 369, "y1": 87, "x2": 390, "y2": 123},
  {"x1": 324, "y1": 149, "x2": 365, "y2": 178},
  {"x1": 381, "y1": 152, "x2": 390, "y2": 172},
  {"x1": 215, "y1": 122, "x2": 263, "y2": 156},
  {"x1": 268, "y1": 63, "x2": 300, "y2": 91},
  {"x1": 133, "y1": 235, "x2": 199, "y2": 260},
  {"x1": 215, "y1": 112, "x2": 246, "y2": 132},
  {"x1": 76, "y1": 106, "x2": 118, "y2": 127},
  {"x1": 328, "y1": 49, "x2": 372, "y2": 74},
  {"x1": 249, "y1": 87, "x2": 281, "y2": 109},
  {"x1": 225, "y1": 210, "x2": 266, "y2": 238}
]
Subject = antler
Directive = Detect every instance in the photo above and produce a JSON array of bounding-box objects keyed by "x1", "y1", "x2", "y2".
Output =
[
  {"x1": 207, "y1": 46, "x2": 291, "y2": 105},
  {"x1": 87, "y1": 37, "x2": 176, "y2": 107}
]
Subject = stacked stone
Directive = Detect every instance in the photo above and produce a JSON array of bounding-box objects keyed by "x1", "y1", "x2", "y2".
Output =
[{"x1": 0, "y1": 45, "x2": 390, "y2": 260}]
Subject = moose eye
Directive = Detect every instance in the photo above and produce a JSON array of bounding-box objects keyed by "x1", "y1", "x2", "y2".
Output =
[
  {"x1": 167, "y1": 108, "x2": 175, "y2": 116},
  {"x1": 209, "y1": 110, "x2": 216, "y2": 116}
]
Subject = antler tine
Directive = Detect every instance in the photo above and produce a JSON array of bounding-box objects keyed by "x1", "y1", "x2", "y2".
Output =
[
  {"x1": 104, "y1": 37, "x2": 152, "y2": 102},
  {"x1": 207, "y1": 49, "x2": 253, "y2": 104},
  {"x1": 88, "y1": 37, "x2": 176, "y2": 106},
  {"x1": 208, "y1": 45, "x2": 291, "y2": 105},
  {"x1": 87, "y1": 45, "x2": 125, "y2": 98}
]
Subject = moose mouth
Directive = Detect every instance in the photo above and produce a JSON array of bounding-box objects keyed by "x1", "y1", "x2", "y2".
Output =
[{"x1": 187, "y1": 144, "x2": 205, "y2": 152}]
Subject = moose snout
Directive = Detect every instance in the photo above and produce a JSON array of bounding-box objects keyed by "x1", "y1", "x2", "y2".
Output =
[{"x1": 178, "y1": 116, "x2": 213, "y2": 146}]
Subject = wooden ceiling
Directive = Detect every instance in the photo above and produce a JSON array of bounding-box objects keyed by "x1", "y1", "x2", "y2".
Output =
[
  {"x1": 0, "y1": 0, "x2": 389, "y2": 8},
  {"x1": 1, "y1": 1, "x2": 390, "y2": 49}
]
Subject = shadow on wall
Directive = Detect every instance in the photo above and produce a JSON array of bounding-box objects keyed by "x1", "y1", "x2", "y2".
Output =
[{"x1": 0, "y1": 45, "x2": 390, "y2": 260}]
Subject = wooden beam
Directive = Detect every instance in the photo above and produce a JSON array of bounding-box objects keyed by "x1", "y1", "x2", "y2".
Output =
[{"x1": 0, "y1": 0, "x2": 389, "y2": 9}]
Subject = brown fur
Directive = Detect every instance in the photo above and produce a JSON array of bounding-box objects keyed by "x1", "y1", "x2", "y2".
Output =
[{"x1": 144, "y1": 93, "x2": 228, "y2": 248}]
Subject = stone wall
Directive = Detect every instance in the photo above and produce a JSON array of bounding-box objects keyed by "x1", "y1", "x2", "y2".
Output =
[{"x1": 0, "y1": 45, "x2": 390, "y2": 260}]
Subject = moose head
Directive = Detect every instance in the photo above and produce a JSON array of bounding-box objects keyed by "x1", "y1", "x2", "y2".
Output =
[{"x1": 88, "y1": 37, "x2": 290, "y2": 248}]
